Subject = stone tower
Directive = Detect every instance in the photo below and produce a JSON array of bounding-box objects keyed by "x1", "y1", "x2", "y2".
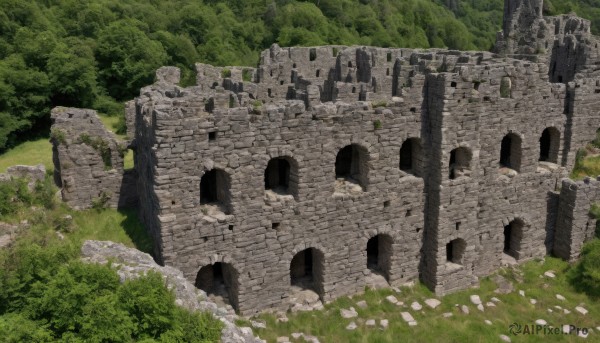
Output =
[{"x1": 497, "y1": 0, "x2": 547, "y2": 55}]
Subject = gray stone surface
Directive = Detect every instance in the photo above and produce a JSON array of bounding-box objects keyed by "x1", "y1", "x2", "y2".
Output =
[
  {"x1": 425, "y1": 298, "x2": 441, "y2": 309},
  {"x1": 50, "y1": 107, "x2": 137, "y2": 210},
  {"x1": 0, "y1": 164, "x2": 46, "y2": 190},
  {"x1": 50, "y1": 0, "x2": 600, "y2": 315},
  {"x1": 80, "y1": 240, "x2": 262, "y2": 343}
]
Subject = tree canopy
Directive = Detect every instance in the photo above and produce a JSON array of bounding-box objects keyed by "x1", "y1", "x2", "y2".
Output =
[{"x1": 0, "y1": 0, "x2": 597, "y2": 151}]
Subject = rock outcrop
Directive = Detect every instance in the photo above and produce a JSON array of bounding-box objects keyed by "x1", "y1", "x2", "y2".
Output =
[{"x1": 80, "y1": 240, "x2": 263, "y2": 343}]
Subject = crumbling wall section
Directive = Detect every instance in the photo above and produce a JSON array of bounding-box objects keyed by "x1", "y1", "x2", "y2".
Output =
[
  {"x1": 554, "y1": 178, "x2": 600, "y2": 261},
  {"x1": 51, "y1": 107, "x2": 136, "y2": 209}
]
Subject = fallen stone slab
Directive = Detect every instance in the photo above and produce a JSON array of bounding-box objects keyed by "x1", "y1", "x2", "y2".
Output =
[
  {"x1": 385, "y1": 295, "x2": 398, "y2": 305},
  {"x1": 556, "y1": 294, "x2": 566, "y2": 301},
  {"x1": 357, "y1": 300, "x2": 368, "y2": 309},
  {"x1": 535, "y1": 319, "x2": 547, "y2": 325},
  {"x1": 500, "y1": 334, "x2": 511, "y2": 342},
  {"x1": 340, "y1": 307, "x2": 358, "y2": 319},
  {"x1": 575, "y1": 306, "x2": 588, "y2": 315},
  {"x1": 380, "y1": 319, "x2": 388, "y2": 329},
  {"x1": 461, "y1": 305, "x2": 469, "y2": 314},
  {"x1": 366, "y1": 319, "x2": 376, "y2": 326},
  {"x1": 401, "y1": 312, "x2": 417, "y2": 326},
  {"x1": 425, "y1": 299, "x2": 441, "y2": 309},
  {"x1": 411, "y1": 301, "x2": 422, "y2": 311},
  {"x1": 345, "y1": 322, "x2": 357, "y2": 331},
  {"x1": 470, "y1": 295, "x2": 482, "y2": 305}
]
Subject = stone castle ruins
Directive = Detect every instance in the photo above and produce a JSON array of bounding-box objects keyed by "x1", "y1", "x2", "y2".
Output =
[{"x1": 51, "y1": 0, "x2": 600, "y2": 315}]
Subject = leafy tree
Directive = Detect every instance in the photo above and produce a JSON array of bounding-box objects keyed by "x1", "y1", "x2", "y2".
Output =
[
  {"x1": 96, "y1": 19, "x2": 168, "y2": 100},
  {"x1": 47, "y1": 38, "x2": 98, "y2": 108}
]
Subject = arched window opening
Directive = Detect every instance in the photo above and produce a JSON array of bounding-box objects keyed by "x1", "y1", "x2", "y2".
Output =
[
  {"x1": 265, "y1": 158, "x2": 289, "y2": 191},
  {"x1": 335, "y1": 144, "x2": 368, "y2": 193},
  {"x1": 400, "y1": 138, "x2": 422, "y2": 177},
  {"x1": 446, "y1": 239, "x2": 466, "y2": 265},
  {"x1": 200, "y1": 169, "x2": 231, "y2": 214},
  {"x1": 366, "y1": 235, "x2": 393, "y2": 282},
  {"x1": 264, "y1": 157, "x2": 298, "y2": 198},
  {"x1": 449, "y1": 147, "x2": 472, "y2": 180},
  {"x1": 539, "y1": 127, "x2": 560, "y2": 163},
  {"x1": 503, "y1": 219, "x2": 524, "y2": 260},
  {"x1": 499, "y1": 133, "x2": 522, "y2": 172},
  {"x1": 195, "y1": 262, "x2": 239, "y2": 311}
]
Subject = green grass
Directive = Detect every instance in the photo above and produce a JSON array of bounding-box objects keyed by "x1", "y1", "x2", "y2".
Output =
[
  {"x1": 98, "y1": 114, "x2": 126, "y2": 140},
  {"x1": 251, "y1": 258, "x2": 600, "y2": 343},
  {"x1": 6, "y1": 197, "x2": 153, "y2": 255},
  {"x1": 572, "y1": 153, "x2": 600, "y2": 180},
  {"x1": 0, "y1": 138, "x2": 53, "y2": 173},
  {"x1": 70, "y1": 208, "x2": 153, "y2": 253},
  {"x1": 98, "y1": 114, "x2": 134, "y2": 170}
]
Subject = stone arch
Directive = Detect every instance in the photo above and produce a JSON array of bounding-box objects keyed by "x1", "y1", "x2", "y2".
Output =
[
  {"x1": 446, "y1": 238, "x2": 467, "y2": 265},
  {"x1": 195, "y1": 261, "x2": 240, "y2": 312},
  {"x1": 366, "y1": 233, "x2": 393, "y2": 282},
  {"x1": 200, "y1": 168, "x2": 232, "y2": 214},
  {"x1": 499, "y1": 132, "x2": 523, "y2": 172},
  {"x1": 334, "y1": 143, "x2": 370, "y2": 191},
  {"x1": 539, "y1": 127, "x2": 560, "y2": 163},
  {"x1": 400, "y1": 137, "x2": 422, "y2": 177},
  {"x1": 449, "y1": 146, "x2": 472, "y2": 180},
  {"x1": 264, "y1": 155, "x2": 299, "y2": 197},
  {"x1": 289, "y1": 246, "x2": 325, "y2": 300},
  {"x1": 503, "y1": 218, "x2": 525, "y2": 260}
]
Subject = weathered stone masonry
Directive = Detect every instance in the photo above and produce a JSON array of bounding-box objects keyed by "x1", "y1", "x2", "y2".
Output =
[{"x1": 52, "y1": 0, "x2": 600, "y2": 315}]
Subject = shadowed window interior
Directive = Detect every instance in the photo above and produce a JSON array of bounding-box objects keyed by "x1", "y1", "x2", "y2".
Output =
[
  {"x1": 499, "y1": 133, "x2": 522, "y2": 172},
  {"x1": 539, "y1": 127, "x2": 560, "y2": 163},
  {"x1": 449, "y1": 147, "x2": 471, "y2": 180},
  {"x1": 446, "y1": 238, "x2": 466, "y2": 265},
  {"x1": 400, "y1": 138, "x2": 422, "y2": 177}
]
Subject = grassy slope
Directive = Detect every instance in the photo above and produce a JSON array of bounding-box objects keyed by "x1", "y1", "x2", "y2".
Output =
[
  {"x1": 0, "y1": 138, "x2": 53, "y2": 173},
  {"x1": 0, "y1": 116, "x2": 133, "y2": 173},
  {"x1": 247, "y1": 258, "x2": 599, "y2": 342}
]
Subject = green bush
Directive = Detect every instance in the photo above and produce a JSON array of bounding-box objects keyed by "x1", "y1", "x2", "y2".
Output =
[
  {"x1": 221, "y1": 68, "x2": 232, "y2": 78},
  {"x1": 242, "y1": 69, "x2": 253, "y2": 82},
  {"x1": 0, "y1": 241, "x2": 223, "y2": 342},
  {"x1": 0, "y1": 313, "x2": 53, "y2": 343},
  {"x1": 570, "y1": 239, "x2": 600, "y2": 298},
  {"x1": 0, "y1": 178, "x2": 33, "y2": 216}
]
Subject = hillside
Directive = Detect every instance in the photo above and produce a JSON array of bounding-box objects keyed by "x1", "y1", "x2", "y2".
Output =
[{"x1": 1, "y1": 0, "x2": 599, "y2": 152}]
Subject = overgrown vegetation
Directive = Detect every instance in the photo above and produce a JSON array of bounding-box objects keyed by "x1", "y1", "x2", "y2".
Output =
[
  {"x1": 1, "y1": 0, "x2": 596, "y2": 151},
  {"x1": 0, "y1": 176, "x2": 223, "y2": 341},
  {"x1": 78, "y1": 133, "x2": 113, "y2": 169}
]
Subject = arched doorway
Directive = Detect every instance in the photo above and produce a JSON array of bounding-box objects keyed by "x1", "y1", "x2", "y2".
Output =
[
  {"x1": 290, "y1": 248, "x2": 325, "y2": 299},
  {"x1": 503, "y1": 219, "x2": 524, "y2": 260},
  {"x1": 195, "y1": 262, "x2": 239, "y2": 311},
  {"x1": 366, "y1": 234, "x2": 393, "y2": 281}
]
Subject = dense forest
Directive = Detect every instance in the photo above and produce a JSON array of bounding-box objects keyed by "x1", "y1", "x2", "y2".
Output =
[{"x1": 1, "y1": 0, "x2": 600, "y2": 151}]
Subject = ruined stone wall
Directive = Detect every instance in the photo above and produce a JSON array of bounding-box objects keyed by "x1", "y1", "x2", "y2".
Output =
[
  {"x1": 51, "y1": 107, "x2": 137, "y2": 210},
  {"x1": 129, "y1": 32, "x2": 600, "y2": 313},
  {"x1": 554, "y1": 178, "x2": 600, "y2": 261},
  {"x1": 53, "y1": 0, "x2": 600, "y2": 316},
  {"x1": 134, "y1": 79, "x2": 427, "y2": 314}
]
